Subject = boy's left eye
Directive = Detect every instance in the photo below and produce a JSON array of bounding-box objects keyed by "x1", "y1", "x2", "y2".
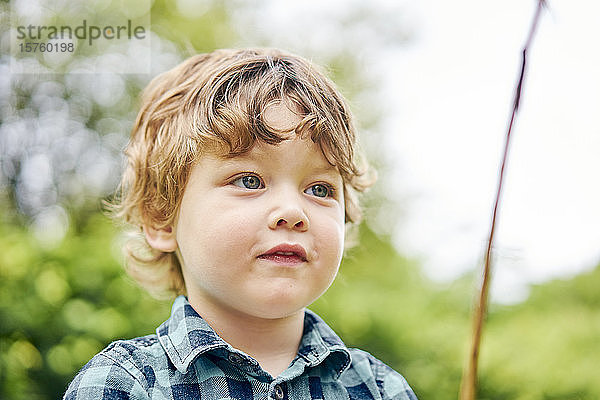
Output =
[
  {"x1": 232, "y1": 174, "x2": 264, "y2": 190},
  {"x1": 305, "y1": 184, "x2": 333, "y2": 198}
]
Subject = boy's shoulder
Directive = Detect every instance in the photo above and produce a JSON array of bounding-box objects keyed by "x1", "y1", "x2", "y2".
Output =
[
  {"x1": 63, "y1": 297, "x2": 211, "y2": 399},
  {"x1": 63, "y1": 334, "x2": 164, "y2": 399},
  {"x1": 95, "y1": 334, "x2": 164, "y2": 373},
  {"x1": 341, "y1": 348, "x2": 417, "y2": 400}
]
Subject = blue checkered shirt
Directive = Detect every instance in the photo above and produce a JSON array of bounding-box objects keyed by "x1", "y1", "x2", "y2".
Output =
[{"x1": 64, "y1": 296, "x2": 417, "y2": 399}]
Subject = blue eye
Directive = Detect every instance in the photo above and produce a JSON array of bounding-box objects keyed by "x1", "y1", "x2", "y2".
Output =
[
  {"x1": 232, "y1": 174, "x2": 264, "y2": 189},
  {"x1": 305, "y1": 184, "x2": 333, "y2": 198}
]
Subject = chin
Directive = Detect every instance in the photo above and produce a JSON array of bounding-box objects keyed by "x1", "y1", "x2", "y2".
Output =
[
  {"x1": 247, "y1": 298, "x2": 310, "y2": 320},
  {"x1": 253, "y1": 309, "x2": 305, "y2": 320}
]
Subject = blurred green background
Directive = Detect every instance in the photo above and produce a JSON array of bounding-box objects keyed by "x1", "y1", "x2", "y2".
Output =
[{"x1": 1, "y1": 0, "x2": 599, "y2": 399}]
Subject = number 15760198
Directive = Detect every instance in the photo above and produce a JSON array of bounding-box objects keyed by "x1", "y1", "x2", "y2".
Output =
[{"x1": 19, "y1": 42, "x2": 74, "y2": 52}]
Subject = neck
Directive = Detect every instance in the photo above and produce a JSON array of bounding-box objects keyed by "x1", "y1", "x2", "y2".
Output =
[{"x1": 188, "y1": 297, "x2": 305, "y2": 378}]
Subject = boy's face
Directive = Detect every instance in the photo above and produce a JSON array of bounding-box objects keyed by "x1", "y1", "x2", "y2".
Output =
[{"x1": 173, "y1": 105, "x2": 345, "y2": 320}]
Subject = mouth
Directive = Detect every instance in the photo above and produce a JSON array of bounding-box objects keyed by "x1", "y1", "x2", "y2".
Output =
[{"x1": 258, "y1": 244, "x2": 308, "y2": 264}]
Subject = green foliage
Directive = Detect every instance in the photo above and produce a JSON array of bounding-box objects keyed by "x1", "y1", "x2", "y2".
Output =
[
  {"x1": 149, "y1": 0, "x2": 237, "y2": 53},
  {"x1": 0, "y1": 214, "x2": 171, "y2": 399},
  {"x1": 478, "y1": 267, "x2": 600, "y2": 400}
]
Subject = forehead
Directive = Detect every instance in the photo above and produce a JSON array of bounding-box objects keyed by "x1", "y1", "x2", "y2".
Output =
[
  {"x1": 218, "y1": 137, "x2": 339, "y2": 174},
  {"x1": 261, "y1": 100, "x2": 302, "y2": 133}
]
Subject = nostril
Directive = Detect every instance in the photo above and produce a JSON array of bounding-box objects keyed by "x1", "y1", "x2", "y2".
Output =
[
  {"x1": 294, "y1": 221, "x2": 304, "y2": 229},
  {"x1": 277, "y1": 219, "x2": 286, "y2": 226}
]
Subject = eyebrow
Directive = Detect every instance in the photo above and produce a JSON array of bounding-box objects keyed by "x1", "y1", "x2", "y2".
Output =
[{"x1": 309, "y1": 163, "x2": 339, "y2": 175}]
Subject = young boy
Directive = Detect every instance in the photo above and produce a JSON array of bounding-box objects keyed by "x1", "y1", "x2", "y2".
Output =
[{"x1": 64, "y1": 48, "x2": 417, "y2": 399}]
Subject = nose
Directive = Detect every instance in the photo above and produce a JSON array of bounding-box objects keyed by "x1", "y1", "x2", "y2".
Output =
[{"x1": 268, "y1": 202, "x2": 309, "y2": 232}]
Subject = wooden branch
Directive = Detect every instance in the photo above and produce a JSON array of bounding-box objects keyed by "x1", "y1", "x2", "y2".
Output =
[{"x1": 458, "y1": 2, "x2": 546, "y2": 399}]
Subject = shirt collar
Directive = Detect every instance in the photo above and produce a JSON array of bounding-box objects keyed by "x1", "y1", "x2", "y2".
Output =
[
  {"x1": 156, "y1": 296, "x2": 229, "y2": 374},
  {"x1": 157, "y1": 296, "x2": 351, "y2": 376},
  {"x1": 297, "y1": 309, "x2": 352, "y2": 377}
]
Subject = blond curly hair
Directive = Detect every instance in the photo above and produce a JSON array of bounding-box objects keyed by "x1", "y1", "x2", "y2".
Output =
[{"x1": 109, "y1": 48, "x2": 376, "y2": 298}]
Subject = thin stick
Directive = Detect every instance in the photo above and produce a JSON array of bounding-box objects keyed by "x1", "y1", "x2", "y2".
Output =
[{"x1": 459, "y1": 2, "x2": 546, "y2": 399}]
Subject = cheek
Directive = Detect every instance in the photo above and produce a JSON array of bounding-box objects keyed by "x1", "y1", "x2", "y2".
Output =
[
  {"x1": 178, "y1": 202, "x2": 261, "y2": 261},
  {"x1": 210, "y1": 203, "x2": 261, "y2": 238},
  {"x1": 314, "y1": 214, "x2": 345, "y2": 261}
]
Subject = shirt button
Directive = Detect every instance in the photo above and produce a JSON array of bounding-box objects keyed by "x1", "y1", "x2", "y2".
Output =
[
  {"x1": 228, "y1": 353, "x2": 243, "y2": 365},
  {"x1": 274, "y1": 384, "x2": 285, "y2": 399}
]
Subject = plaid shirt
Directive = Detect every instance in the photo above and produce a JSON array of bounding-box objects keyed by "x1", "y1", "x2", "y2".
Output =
[{"x1": 64, "y1": 296, "x2": 417, "y2": 399}]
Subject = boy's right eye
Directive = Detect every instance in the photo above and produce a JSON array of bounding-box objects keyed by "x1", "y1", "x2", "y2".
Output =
[{"x1": 231, "y1": 174, "x2": 264, "y2": 190}]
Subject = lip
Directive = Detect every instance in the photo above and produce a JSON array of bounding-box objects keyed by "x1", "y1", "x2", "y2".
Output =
[{"x1": 258, "y1": 243, "x2": 308, "y2": 264}]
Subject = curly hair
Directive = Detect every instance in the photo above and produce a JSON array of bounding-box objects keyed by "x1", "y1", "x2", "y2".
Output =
[{"x1": 109, "y1": 48, "x2": 376, "y2": 298}]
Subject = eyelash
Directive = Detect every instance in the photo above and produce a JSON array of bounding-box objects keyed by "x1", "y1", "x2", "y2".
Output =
[
  {"x1": 230, "y1": 173, "x2": 336, "y2": 198},
  {"x1": 230, "y1": 172, "x2": 264, "y2": 190},
  {"x1": 309, "y1": 183, "x2": 336, "y2": 198}
]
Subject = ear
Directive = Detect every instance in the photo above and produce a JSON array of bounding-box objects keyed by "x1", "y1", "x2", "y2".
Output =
[{"x1": 143, "y1": 224, "x2": 178, "y2": 252}]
